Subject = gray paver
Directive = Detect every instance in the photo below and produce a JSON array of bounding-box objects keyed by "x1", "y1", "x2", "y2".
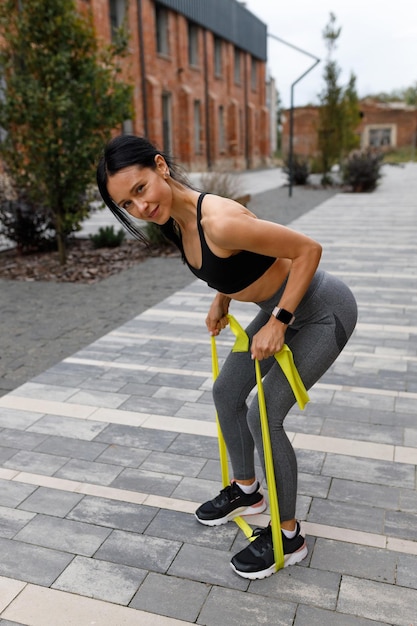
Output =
[
  {"x1": 94, "y1": 423, "x2": 177, "y2": 450},
  {"x1": 396, "y1": 553, "x2": 417, "y2": 589},
  {"x1": 52, "y1": 556, "x2": 147, "y2": 605},
  {"x1": 3, "y1": 450, "x2": 69, "y2": 476},
  {"x1": 298, "y1": 472, "x2": 331, "y2": 498},
  {"x1": 307, "y1": 498, "x2": 386, "y2": 534},
  {"x1": 110, "y1": 467, "x2": 181, "y2": 496},
  {"x1": 168, "y1": 542, "x2": 248, "y2": 590},
  {"x1": 166, "y1": 432, "x2": 220, "y2": 459},
  {"x1": 249, "y1": 565, "x2": 341, "y2": 611},
  {"x1": 95, "y1": 443, "x2": 151, "y2": 467},
  {"x1": 0, "y1": 536, "x2": 73, "y2": 585},
  {"x1": 321, "y1": 454, "x2": 415, "y2": 489},
  {"x1": 17, "y1": 487, "x2": 84, "y2": 517},
  {"x1": 95, "y1": 529, "x2": 181, "y2": 572},
  {"x1": 144, "y1": 508, "x2": 238, "y2": 550},
  {"x1": 0, "y1": 408, "x2": 44, "y2": 430},
  {"x1": 384, "y1": 510, "x2": 417, "y2": 542},
  {"x1": 33, "y1": 435, "x2": 108, "y2": 461},
  {"x1": 198, "y1": 585, "x2": 296, "y2": 626},
  {"x1": 0, "y1": 506, "x2": 36, "y2": 538},
  {"x1": 310, "y1": 538, "x2": 396, "y2": 584},
  {"x1": 328, "y1": 478, "x2": 400, "y2": 510},
  {"x1": 0, "y1": 447, "x2": 17, "y2": 465},
  {"x1": 0, "y1": 428, "x2": 48, "y2": 450},
  {"x1": 54, "y1": 458, "x2": 123, "y2": 486},
  {"x1": 129, "y1": 572, "x2": 210, "y2": 621},
  {"x1": 119, "y1": 395, "x2": 185, "y2": 415},
  {"x1": 13, "y1": 514, "x2": 111, "y2": 556},
  {"x1": 67, "y1": 495, "x2": 158, "y2": 533},
  {"x1": 294, "y1": 605, "x2": 387, "y2": 626},
  {"x1": 0, "y1": 480, "x2": 37, "y2": 508},
  {"x1": 139, "y1": 450, "x2": 206, "y2": 477},
  {"x1": 27, "y1": 414, "x2": 108, "y2": 441},
  {"x1": 337, "y1": 575, "x2": 417, "y2": 626}
]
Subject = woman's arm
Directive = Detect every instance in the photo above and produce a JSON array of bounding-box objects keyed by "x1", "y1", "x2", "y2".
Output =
[
  {"x1": 203, "y1": 198, "x2": 322, "y2": 357},
  {"x1": 206, "y1": 292, "x2": 231, "y2": 336}
]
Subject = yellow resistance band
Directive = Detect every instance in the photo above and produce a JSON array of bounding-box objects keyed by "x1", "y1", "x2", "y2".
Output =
[
  {"x1": 211, "y1": 334, "x2": 254, "y2": 540},
  {"x1": 211, "y1": 314, "x2": 310, "y2": 571}
]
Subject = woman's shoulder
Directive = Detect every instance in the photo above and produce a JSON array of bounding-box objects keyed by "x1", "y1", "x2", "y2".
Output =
[{"x1": 201, "y1": 193, "x2": 257, "y2": 220}]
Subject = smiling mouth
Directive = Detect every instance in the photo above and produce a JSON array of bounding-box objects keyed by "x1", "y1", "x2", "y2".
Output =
[{"x1": 148, "y1": 206, "x2": 159, "y2": 219}]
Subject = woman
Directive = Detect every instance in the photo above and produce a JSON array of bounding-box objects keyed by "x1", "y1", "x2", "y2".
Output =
[{"x1": 97, "y1": 134, "x2": 358, "y2": 580}]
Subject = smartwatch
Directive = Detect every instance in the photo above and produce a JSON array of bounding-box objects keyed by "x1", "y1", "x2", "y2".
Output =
[{"x1": 271, "y1": 306, "x2": 295, "y2": 325}]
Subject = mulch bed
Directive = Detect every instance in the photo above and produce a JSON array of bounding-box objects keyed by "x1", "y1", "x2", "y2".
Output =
[{"x1": 0, "y1": 238, "x2": 179, "y2": 283}]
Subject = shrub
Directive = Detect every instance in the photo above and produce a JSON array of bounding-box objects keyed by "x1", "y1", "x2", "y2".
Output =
[
  {"x1": 342, "y1": 148, "x2": 383, "y2": 192},
  {"x1": 283, "y1": 155, "x2": 310, "y2": 185},
  {"x1": 0, "y1": 174, "x2": 55, "y2": 252},
  {"x1": 321, "y1": 172, "x2": 334, "y2": 187},
  {"x1": 199, "y1": 170, "x2": 244, "y2": 199},
  {"x1": 89, "y1": 225, "x2": 125, "y2": 249}
]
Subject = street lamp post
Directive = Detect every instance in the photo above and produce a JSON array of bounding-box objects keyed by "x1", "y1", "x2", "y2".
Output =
[{"x1": 267, "y1": 34, "x2": 320, "y2": 197}]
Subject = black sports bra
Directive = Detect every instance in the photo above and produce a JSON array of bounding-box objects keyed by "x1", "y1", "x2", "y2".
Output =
[{"x1": 185, "y1": 193, "x2": 276, "y2": 294}]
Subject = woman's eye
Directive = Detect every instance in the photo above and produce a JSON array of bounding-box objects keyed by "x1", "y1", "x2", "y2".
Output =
[{"x1": 136, "y1": 185, "x2": 144, "y2": 194}]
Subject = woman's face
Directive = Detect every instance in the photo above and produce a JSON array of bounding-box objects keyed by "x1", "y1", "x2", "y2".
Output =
[{"x1": 106, "y1": 155, "x2": 172, "y2": 224}]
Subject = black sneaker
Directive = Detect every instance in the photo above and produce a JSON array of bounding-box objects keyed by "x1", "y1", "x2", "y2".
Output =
[
  {"x1": 195, "y1": 481, "x2": 266, "y2": 526},
  {"x1": 230, "y1": 522, "x2": 308, "y2": 579}
]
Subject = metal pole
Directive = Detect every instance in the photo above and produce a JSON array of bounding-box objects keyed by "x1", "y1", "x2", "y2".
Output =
[
  {"x1": 137, "y1": 0, "x2": 148, "y2": 138},
  {"x1": 267, "y1": 33, "x2": 320, "y2": 197},
  {"x1": 203, "y1": 30, "x2": 212, "y2": 170}
]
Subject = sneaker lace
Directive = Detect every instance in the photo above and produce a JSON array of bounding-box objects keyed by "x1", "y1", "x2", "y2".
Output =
[
  {"x1": 251, "y1": 525, "x2": 272, "y2": 548},
  {"x1": 213, "y1": 483, "x2": 239, "y2": 505}
]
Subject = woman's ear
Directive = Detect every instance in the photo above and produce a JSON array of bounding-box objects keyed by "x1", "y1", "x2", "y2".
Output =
[{"x1": 154, "y1": 154, "x2": 169, "y2": 177}]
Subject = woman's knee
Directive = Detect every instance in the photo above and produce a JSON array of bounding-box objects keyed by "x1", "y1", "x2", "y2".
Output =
[{"x1": 212, "y1": 370, "x2": 242, "y2": 408}]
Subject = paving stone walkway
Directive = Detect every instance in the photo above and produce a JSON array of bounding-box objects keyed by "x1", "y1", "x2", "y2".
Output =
[{"x1": 0, "y1": 163, "x2": 416, "y2": 625}]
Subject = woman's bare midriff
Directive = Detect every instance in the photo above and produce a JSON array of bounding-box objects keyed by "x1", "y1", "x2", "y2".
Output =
[{"x1": 226, "y1": 258, "x2": 292, "y2": 303}]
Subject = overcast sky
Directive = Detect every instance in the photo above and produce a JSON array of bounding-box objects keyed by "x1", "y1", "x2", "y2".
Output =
[{"x1": 243, "y1": 0, "x2": 417, "y2": 109}]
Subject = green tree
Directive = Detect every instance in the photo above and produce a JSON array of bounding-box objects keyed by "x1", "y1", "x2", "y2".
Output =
[
  {"x1": 341, "y1": 73, "x2": 361, "y2": 154},
  {"x1": 365, "y1": 84, "x2": 417, "y2": 104},
  {"x1": 317, "y1": 13, "x2": 360, "y2": 181},
  {"x1": 404, "y1": 82, "x2": 417, "y2": 106},
  {"x1": 0, "y1": 0, "x2": 133, "y2": 264}
]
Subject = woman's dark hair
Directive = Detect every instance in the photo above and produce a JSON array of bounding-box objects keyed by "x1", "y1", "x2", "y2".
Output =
[{"x1": 96, "y1": 135, "x2": 192, "y2": 254}]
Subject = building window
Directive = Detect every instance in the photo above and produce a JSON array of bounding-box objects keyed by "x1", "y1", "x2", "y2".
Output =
[
  {"x1": 109, "y1": 0, "x2": 126, "y2": 41},
  {"x1": 369, "y1": 127, "x2": 392, "y2": 147},
  {"x1": 155, "y1": 4, "x2": 169, "y2": 56},
  {"x1": 218, "y1": 105, "x2": 225, "y2": 153},
  {"x1": 162, "y1": 93, "x2": 172, "y2": 155},
  {"x1": 214, "y1": 37, "x2": 222, "y2": 77},
  {"x1": 194, "y1": 100, "x2": 202, "y2": 154},
  {"x1": 251, "y1": 57, "x2": 257, "y2": 91},
  {"x1": 234, "y1": 48, "x2": 241, "y2": 85},
  {"x1": 188, "y1": 22, "x2": 199, "y2": 67}
]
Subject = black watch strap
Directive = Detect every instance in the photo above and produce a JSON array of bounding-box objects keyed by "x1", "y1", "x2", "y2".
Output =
[{"x1": 271, "y1": 306, "x2": 295, "y2": 325}]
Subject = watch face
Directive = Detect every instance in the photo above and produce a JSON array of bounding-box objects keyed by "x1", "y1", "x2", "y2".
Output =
[
  {"x1": 273, "y1": 307, "x2": 294, "y2": 325},
  {"x1": 278, "y1": 310, "x2": 292, "y2": 324}
]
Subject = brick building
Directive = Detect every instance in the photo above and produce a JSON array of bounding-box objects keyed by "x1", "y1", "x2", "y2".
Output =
[
  {"x1": 88, "y1": 0, "x2": 271, "y2": 171},
  {"x1": 281, "y1": 100, "x2": 417, "y2": 159}
]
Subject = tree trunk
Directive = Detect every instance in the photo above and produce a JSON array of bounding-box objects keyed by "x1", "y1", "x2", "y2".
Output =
[{"x1": 55, "y1": 214, "x2": 67, "y2": 265}]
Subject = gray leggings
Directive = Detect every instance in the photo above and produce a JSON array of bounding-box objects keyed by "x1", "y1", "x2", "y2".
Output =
[{"x1": 212, "y1": 270, "x2": 358, "y2": 521}]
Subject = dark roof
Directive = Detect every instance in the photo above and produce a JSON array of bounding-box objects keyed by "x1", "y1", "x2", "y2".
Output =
[{"x1": 155, "y1": 0, "x2": 267, "y2": 60}]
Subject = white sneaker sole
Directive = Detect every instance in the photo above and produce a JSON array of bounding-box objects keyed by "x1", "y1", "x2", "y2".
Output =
[
  {"x1": 195, "y1": 498, "x2": 267, "y2": 527},
  {"x1": 230, "y1": 541, "x2": 308, "y2": 580}
]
